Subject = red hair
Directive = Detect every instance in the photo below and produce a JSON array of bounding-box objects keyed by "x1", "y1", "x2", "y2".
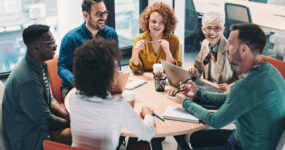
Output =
[{"x1": 139, "y1": 2, "x2": 178, "y2": 35}]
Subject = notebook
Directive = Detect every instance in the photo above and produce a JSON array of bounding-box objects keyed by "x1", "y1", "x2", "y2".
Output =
[
  {"x1": 125, "y1": 77, "x2": 147, "y2": 90},
  {"x1": 163, "y1": 106, "x2": 199, "y2": 123},
  {"x1": 160, "y1": 59, "x2": 220, "y2": 93}
]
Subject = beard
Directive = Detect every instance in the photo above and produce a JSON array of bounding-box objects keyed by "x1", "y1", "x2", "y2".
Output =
[
  {"x1": 228, "y1": 46, "x2": 242, "y2": 66},
  {"x1": 87, "y1": 16, "x2": 105, "y2": 31}
]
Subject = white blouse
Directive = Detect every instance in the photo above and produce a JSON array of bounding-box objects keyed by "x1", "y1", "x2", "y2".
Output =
[{"x1": 69, "y1": 92, "x2": 155, "y2": 150}]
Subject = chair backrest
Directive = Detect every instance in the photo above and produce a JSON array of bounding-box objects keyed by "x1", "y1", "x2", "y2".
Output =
[
  {"x1": 249, "y1": 0, "x2": 267, "y2": 3},
  {"x1": 45, "y1": 55, "x2": 63, "y2": 105},
  {"x1": 185, "y1": 0, "x2": 199, "y2": 35},
  {"x1": 43, "y1": 140, "x2": 87, "y2": 150},
  {"x1": 0, "y1": 81, "x2": 11, "y2": 150},
  {"x1": 224, "y1": 3, "x2": 252, "y2": 38},
  {"x1": 276, "y1": 129, "x2": 285, "y2": 150},
  {"x1": 261, "y1": 55, "x2": 285, "y2": 79}
]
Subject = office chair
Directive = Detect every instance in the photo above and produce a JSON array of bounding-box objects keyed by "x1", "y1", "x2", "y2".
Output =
[
  {"x1": 249, "y1": 0, "x2": 267, "y2": 3},
  {"x1": 0, "y1": 81, "x2": 11, "y2": 150},
  {"x1": 45, "y1": 55, "x2": 64, "y2": 107},
  {"x1": 43, "y1": 140, "x2": 87, "y2": 150},
  {"x1": 224, "y1": 3, "x2": 252, "y2": 38},
  {"x1": 184, "y1": 0, "x2": 203, "y2": 52},
  {"x1": 261, "y1": 55, "x2": 285, "y2": 79},
  {"x1": 224, "y1": 3, "x2": 274, "y2": 51}
]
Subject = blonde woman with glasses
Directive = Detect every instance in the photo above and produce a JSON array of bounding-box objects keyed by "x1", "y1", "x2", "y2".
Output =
[{"x1": 188, "y1": 11, "x2": 241, "y2": 93}]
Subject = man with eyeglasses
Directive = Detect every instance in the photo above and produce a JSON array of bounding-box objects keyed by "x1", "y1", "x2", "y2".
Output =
[
  {"x1": 2, "y1": 24, "x2": 71, "y2": 150},
  {"x1": 188, "y1": 11, "x2": 241, "y2": 93},
  {"x1": 58, "y1": 0, "x2": 118, "y2": 99}
]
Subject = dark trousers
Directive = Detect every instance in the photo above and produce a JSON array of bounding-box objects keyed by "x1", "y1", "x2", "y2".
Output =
[
  {"x1": 127, "y1": 137, "x2": 164, "y2": 150},
  {"x1": 190, "y1": 129, "x2": 243, "y2": 150}
]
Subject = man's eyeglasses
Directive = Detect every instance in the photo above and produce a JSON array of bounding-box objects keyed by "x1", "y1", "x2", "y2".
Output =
[
  {"x1": 204, "y1": 26, "x2": 222, "y2": 32},
  {"x1": 95, "y1": 10, "x2": 109, "y2": 17},
  {"x1": 33, "y1": 40, "x2": 56, "y2": 45}
]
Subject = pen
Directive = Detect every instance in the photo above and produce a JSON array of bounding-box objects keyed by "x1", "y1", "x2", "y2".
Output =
[
  {"x1": 153, "y1": 112, "x2": 165, "y2": 121},
  {"x1": 145, "y1": 41, "x2": 161, "y2": 43},
  {"x1": 172, "y1": 89, "x2": 185, "y2": 96}
]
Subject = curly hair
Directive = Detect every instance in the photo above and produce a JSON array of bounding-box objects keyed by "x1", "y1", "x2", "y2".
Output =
[
  {"x1": 73, "y1": 37, "x2": 122, "y2": 98},
  {"x1": 139, "y1": 2, "x2": 178, "y2": 35}
]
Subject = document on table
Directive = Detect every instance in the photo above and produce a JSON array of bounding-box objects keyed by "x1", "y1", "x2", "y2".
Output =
[
  {"x1": 125, "y1": 77, "x2": 147, "y2": 90},
  {"x1": 163, "y1": 106, "x2": 199, "y2": 123}
]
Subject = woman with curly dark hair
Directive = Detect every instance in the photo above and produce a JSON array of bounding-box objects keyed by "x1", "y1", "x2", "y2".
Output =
[
  {"x1": 69, "y1": 38, "x2": 155, "y2": 150},
  {"x1": 129, "y1": 2, "x2": 182, "y2": 72}
]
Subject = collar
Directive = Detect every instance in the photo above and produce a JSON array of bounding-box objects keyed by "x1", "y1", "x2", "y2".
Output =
[
  {"x1": 208, "y1": 40, "x2": 220, "y2": 53},
  {"x1": 77, "y1": 91, "x2": 114, "y2": 103},
  {"x1": 81, "y1": 22, "x2": 93, "y2": 39},
  {"x1": 25, "y1": 53, "x2": 45, "y2": 75},
  {"x1": 248, "y1": 60, "x2": 267, "y2": 73}
]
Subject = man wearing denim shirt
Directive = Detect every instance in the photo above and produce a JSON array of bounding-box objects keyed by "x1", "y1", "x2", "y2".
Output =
[{"x1": 58, "y1": 0, "x2": 118, "y2": 99}]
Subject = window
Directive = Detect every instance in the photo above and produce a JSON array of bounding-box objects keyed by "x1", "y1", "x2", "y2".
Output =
[
  {"x1": 0, "y1": 0, "x2": 60, "y2": 74},
  {"x1": 115, "y1": 0, "x2": 140, "y2": 65},
  {"x1": 183, "y1": 0, "x2": 285, "y2": 64},
  {"x1": 115, "y1": 0, "x2": 139, "y2": 48}
]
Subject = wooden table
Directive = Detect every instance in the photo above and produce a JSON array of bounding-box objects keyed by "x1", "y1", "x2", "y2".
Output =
[
  {"x1": 65, "y1": 72, "x2": 218, "y2": 149},
  {"x1": 120, "y1": 72, "x2": 212, "y2": 138},
  {"x1": 65, "y1": 72, "x2": 216, "y2": 138},
  {"x1": 193, "y1": 0, "x2": 285, "y2": 32}
]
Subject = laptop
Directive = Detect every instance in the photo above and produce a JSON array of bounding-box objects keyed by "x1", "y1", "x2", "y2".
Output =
[
  {"x1": 160, "y1": 60, "x2": 220, "y2": 93},
  {"x1": 111, "y1": 72, "x2": 130, "y2": 94}
]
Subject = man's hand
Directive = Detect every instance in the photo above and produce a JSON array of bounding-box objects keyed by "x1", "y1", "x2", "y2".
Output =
[
  {"x1": 167, "y1": 81, "x2": 197, "y2": 103},
  {"x1": 167, "y1": 92, "x2": 186, "y2": 104},
  {"x1": 179, "y1": 81, "x2": 197, "y2": 98},
  {"x1": 218, "y1": 83, "x2": 228, "y2": 93},
  {"x1": 51, "y1": 100, "x2": 69, "y2": 120},
  {"x1": 140, "y1": 106, "x2": 154, "y2": 119}
]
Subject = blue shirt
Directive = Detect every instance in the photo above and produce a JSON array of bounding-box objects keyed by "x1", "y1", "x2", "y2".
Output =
[{"x1": 57, "y1": 22, "x2": 119, "y2": 90}]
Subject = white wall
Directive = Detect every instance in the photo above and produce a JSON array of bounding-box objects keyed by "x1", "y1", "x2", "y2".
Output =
[
  {"x1": 174, "y1": 0, "x2": 185, "y2": 66},
  {"x1": 57, "y1": 0, "x2": 83, "y2": 43}
]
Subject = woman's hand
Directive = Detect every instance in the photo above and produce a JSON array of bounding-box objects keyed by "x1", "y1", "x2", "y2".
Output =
[
  {"x1": 159, "y1": 39, "x2": 170, "y2": 52},
  {"x1": 189, "y1": 67, "x2": 198, "y2": 77},
  {"x1": 140, "y1": 106, "x2": 154, "y2": 119},
  {"x1": 159, "y1": 39, "x2": 174, "y2": 63},
  {"x1": 134, "y1": 40, "x2": 145, "y2": 54}
]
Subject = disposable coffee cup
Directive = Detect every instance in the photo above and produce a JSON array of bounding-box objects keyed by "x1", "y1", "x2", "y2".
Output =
[{"x1": 122, "y1": 90, "x2": 135, "y2": 108}]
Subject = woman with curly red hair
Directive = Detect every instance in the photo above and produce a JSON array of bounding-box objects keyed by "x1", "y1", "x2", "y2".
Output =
[{"x1": 129, "y1": 2, "x2": 182, "y2": 72}]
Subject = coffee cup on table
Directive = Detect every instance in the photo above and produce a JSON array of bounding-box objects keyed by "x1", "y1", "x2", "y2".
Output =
[{"x1": 122, "y1": 90, "x2": 135, "y2": 108}]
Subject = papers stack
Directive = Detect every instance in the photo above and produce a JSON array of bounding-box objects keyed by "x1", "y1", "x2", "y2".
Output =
[
  {"x1": 163, "y1": 106, "x2": 199, "y2": 123},
  {"x1": 125, "y1": 77, "x2": 147, "y2": 90}
]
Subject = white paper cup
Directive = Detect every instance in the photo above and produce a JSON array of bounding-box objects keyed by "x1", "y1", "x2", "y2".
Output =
[{"x1": 122, "y1": 90, "x2": 135, "y2": 108}]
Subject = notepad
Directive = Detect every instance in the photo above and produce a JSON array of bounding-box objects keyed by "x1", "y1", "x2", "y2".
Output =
[
  {"x1": 125, "y1": 77, "x2": 147, "y2": 90},
  {"x1": 163, "y1": 106, "x2": 199, "y2": 123}
]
